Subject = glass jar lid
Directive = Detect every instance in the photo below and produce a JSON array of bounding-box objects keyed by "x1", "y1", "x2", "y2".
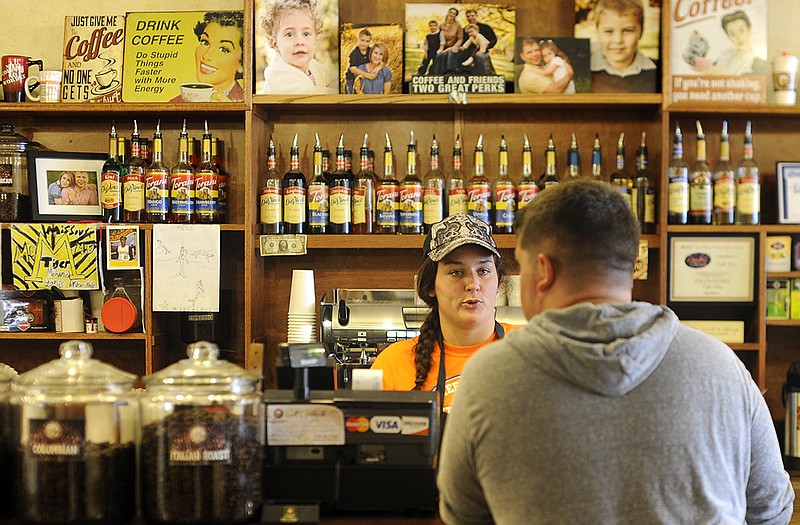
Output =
[
  {"x1": 0, "y1": 362, "x2": 16, "y2": 392},
  {"x1": 0, "y1": 122, "x2": 44, "y2": 154},
  {"x1": 13, "y1": 340, "x2": 136, "y2": 391},
  {"x1": 143, "y1": 341, "x2": 259, "y2": 393}
]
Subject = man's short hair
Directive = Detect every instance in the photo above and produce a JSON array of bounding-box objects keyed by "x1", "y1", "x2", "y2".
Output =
[{"x1": 515, "y1": 180, "x2": 640, "y2": 281}]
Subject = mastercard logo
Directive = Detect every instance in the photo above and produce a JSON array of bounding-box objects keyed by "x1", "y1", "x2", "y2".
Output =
[{"x1": 345, "y1": 416, "x2": 369, "y2": 433}]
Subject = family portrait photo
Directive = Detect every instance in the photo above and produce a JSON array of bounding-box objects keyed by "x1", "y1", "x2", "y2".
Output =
[
  {"x1": 514, "y1": 37, "x2": 590, "y2": 94},
  {"x1": 404, "y1": 3, "x2": 516, "y2": 85},
  {"x1": 340, "y1": 23, "x2": 404, "y2": 94}
]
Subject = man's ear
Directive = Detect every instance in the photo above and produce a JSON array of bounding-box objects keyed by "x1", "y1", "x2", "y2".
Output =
[{"x1": 536, "y1": 252, "x2": 555, "y2": 292}]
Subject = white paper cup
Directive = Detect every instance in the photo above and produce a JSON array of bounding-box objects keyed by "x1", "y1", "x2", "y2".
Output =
[
  {"x1": 773, "y1": 52, "x2": 798, "y2": 105},
  {"x1": 288, "y1": 269, "x2": 316, "y2": 315}
]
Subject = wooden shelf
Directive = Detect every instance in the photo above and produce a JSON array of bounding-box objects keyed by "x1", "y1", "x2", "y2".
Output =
[
  {"x1": 0, "y1": 102, "x2": 248, "y2": 114},
  {"x1": 666, "y1": 102, "x2": 800, "y2": 116},
  {"x1": 767, "y1": 320, "x2": 800, "y2": 327},
  {"x1": 0, "y1": 331, "x2": 147, "y2": 340},
  {"x1": 253, "y1": 93, "x2": 662, "y2": 109}
]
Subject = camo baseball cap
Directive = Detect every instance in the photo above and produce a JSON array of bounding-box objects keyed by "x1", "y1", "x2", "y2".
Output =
[{"x1": 423, "y1": 213, "x2": 500, "y2": 262}]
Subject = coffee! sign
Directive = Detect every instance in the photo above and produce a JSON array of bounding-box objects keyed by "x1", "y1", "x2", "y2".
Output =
[{"x1": 61, "y1": 15, "x2": 126, "y2": 103}]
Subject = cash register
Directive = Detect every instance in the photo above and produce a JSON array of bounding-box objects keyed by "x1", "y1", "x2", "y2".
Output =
[{"x1": 262, "y1": 343, "x2": 439, "y2": 521}]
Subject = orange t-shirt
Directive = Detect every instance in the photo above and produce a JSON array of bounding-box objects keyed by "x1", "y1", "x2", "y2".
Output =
[{"x1": 370, "y1": 323, "x2": 517, "y2": 412}]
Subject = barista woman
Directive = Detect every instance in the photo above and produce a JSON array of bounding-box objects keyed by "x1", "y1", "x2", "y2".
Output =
[{"x1": 371, "y1": 213, "x2": 512, "y2": 413}]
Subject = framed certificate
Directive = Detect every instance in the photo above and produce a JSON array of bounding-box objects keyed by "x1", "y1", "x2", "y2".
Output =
[
  {"x1": 669, "y1": 236, "x2": 755, "y2": 302},
  {"x1": 777, "y1": 162, "x2": 800, "y2": 223}
]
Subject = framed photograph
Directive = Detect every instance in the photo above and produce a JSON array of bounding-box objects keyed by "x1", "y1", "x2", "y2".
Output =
[
  {"x1": 668, "y1": 235, "x2": 755, "y2": 302},
  {"x1": 404, "y1": 3, "x2": 516, "y2": 94},
  {"x1": 28, "y1": 151, "x2": 104, "y2": 221},
  {"x1": 254, "y1": 0, "x2": 339, "y2": 94},
  {"x1": 340, "y1": 23, "x2": 404, "y2": 94},
  {"x1": 514, "y1": 36, "x2": 590, "y2": 94},
  {"x1": 777, "y1": 162, "x2": 800, "y2": 223}
]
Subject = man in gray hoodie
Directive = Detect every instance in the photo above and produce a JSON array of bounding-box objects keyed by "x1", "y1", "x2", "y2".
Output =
[{"x1": 437, "y1": 180, "x2": 794, "y2": 524}]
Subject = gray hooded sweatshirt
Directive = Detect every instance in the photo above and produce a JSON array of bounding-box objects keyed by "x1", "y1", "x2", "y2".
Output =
[{"x1": 438, "y1": 302, "x2": 794, "y2": 525}]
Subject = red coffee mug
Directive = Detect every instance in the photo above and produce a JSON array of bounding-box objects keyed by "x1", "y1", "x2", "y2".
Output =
[{"x1": 2, "y1": 55, "x2": 43, "y2": 102}]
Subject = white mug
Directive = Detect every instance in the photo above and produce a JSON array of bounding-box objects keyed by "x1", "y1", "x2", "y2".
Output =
[{"x1": 25, "y1": 70, "x2": 62, "y2": 102}]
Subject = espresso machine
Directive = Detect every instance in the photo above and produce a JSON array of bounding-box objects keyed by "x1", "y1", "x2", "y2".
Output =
[{"x1": 320, "y1": 288, "x2": 526, "y2": 388}]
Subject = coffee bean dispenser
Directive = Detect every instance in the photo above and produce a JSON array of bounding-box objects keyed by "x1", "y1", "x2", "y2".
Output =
[
  {"x1": 0, "y1": 122, "x2": 45, "y2": 221},
  {"x1": 0, "y1": 362, "x2": 16, "y2": 519},
  {"x1": 9, "y1": 340, "x2": 138, "y2": 523},
  {"x1": 140, "y1": 341, "x2": 264, "y2": 524}
]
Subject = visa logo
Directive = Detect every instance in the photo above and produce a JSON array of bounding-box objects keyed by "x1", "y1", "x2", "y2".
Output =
[{"x1": 370, "y1": 416, "x2": 402, "y2": 434}]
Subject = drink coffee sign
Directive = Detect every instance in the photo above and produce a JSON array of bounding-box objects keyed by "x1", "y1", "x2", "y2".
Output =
[
  {"x1": 122, "y1": 11, "x2": 245, "y2": 103},
  {"x1": 61, "y1": 16, "x2": 125, "y2": 103}
]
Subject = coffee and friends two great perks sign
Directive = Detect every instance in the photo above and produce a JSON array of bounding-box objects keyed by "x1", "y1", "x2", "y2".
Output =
[{"x1": 122, "y1": 11, "x2": 245, "y2": 103}]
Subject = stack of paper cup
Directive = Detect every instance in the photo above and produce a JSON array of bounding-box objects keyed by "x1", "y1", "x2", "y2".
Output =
[{"x1": 287, "y1": 269, "x2": 317, "y2": 343}]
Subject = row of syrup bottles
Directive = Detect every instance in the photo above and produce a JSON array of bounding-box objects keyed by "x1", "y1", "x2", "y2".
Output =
[
  {"x1": 99, "y1": 119, "x2": 228, "y2": 224},
  {"x1": 667, "y1": 120, "x2": 759, "y2": 225},
  {"x1": 259, "y1": 131, "x2": 657, "y2": 235}
]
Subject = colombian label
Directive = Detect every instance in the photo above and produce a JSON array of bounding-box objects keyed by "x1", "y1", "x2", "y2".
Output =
[
  {"x1": 146, "y1": 170, "x2": 169, "y2": 213},
  {"x1": 29, "y1": 419, "x2": 85, "y2": 461},
  {"x1": 101, "y1": 171, "x2": 122, "y2": 209},
  {"x1": 167, "y1": 420, "x2": 232, "y2": 466},
  {"x1": 260, "y1": 186, "x2": 281, "y2": 224}
]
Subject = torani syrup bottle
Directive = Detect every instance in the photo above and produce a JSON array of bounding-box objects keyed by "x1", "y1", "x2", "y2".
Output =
[
  {"x1": 517, "y1": 134, "x2": 539, "y2": 210},
  {"x1": 145, "y1": 120, "x2": 170, "y2": 223},
  {"x1": 492, "y1": 134, "x2": 515, "y2": 233},
  {"x1": 195, "y1": 120, "x2": 220, "y2": 224},
  {"x1": 308, "y1": 132, "x2": 329, "y2": 234},
  {"x1": 399, "y1": 131, "x2": 423, "y2": 234},
  {"x1": 467, "y1": 134, "x2": 491, "y2": 224},
  {"x1": 169, "y1": 119, "x2": 196, "y2": 224},
  {"x1": 376, "y1": 133, "x2": 399, "y2": 234}
]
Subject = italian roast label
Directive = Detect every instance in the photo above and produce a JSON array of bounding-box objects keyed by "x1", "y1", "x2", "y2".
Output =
[{"x1": 167, "y1": 420, "x2": 232, "y2": 465}]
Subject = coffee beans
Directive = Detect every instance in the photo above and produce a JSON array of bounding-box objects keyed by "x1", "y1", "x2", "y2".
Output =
[
  {"x1": 16, "y1": 441, "x2": 136, "y2": 523},
  {"x1": 141, "y1": 407, "x2": 263, "y2": 523}
]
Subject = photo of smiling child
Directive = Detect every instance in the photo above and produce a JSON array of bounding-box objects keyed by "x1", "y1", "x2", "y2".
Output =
[
  {"x1": 575, "y1": 0, "x2": 660, "y2": 93},
  {"x1": 256, "y1": 0, "x2": 339, "y2": 94},
  {"x1": 340, "y1": 23, "x2": 403, "y2": 94}
]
